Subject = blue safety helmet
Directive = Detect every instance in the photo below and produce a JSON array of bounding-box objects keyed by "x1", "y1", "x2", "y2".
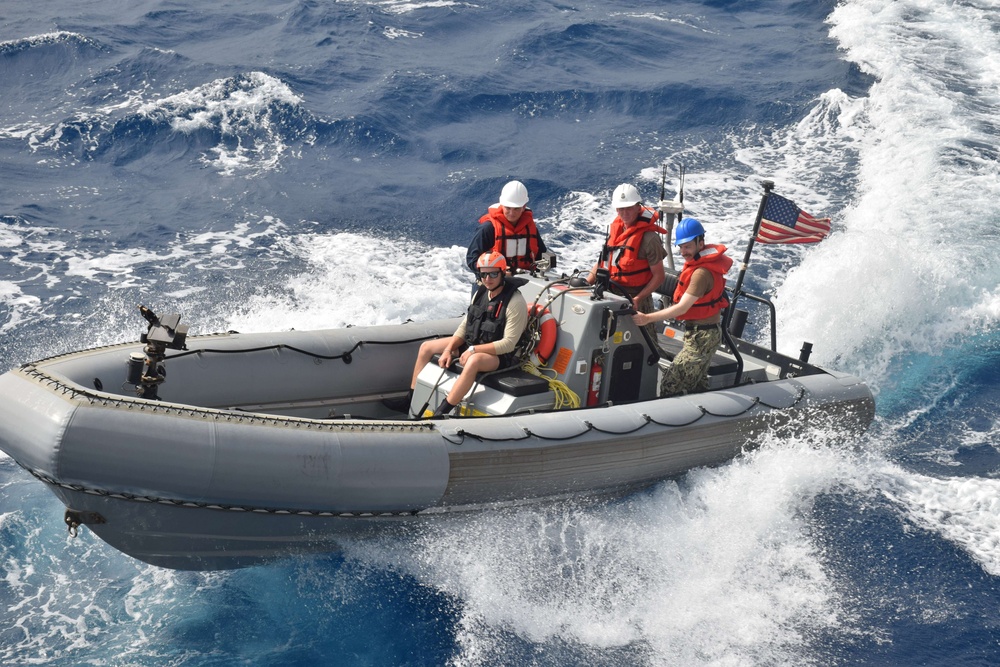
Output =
[{"x1": 675, "y1": 217, "x2": 706, "y2": 245}]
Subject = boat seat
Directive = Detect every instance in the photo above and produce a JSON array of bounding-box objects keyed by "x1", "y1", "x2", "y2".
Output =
[
  {"x1": 657, "y1": 333, "x2": 739, "y2": 376},
  {"x1": 429, "y1": 354, "x2": 550, "y2": 397},
  {"x1": 480, "y1": 367, "x2": 550, "y2": 397}
]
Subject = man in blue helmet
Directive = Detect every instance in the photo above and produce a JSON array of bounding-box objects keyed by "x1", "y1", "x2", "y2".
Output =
[{"x1": 632, "y1": 217, "x2": 733, "y2": 396}]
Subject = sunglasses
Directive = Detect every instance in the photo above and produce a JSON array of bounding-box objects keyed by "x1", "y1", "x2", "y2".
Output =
[{"x1": 479, "y1": 270, "x2": 502, "y2": 280}]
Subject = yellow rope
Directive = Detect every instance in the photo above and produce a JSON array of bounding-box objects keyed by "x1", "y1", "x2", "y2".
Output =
[{"x1": 520, "y1": 360, "x2": 581, "y2": 410}]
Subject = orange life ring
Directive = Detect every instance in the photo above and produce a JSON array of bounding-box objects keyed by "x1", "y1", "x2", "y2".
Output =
[{"x1": 529, "y1": 304, "x2": 558, "y2": 365}]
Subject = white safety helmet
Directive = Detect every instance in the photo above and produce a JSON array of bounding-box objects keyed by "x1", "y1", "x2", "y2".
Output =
[
  {"x1": 612, "y1": 183, "x2": 643, "y2": 208},
  {"x1": 499, "y1": 180, "x2": 529, "y2": 208}
]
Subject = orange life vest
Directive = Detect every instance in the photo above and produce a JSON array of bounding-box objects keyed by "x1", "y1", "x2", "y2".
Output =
[
  {"x1": 602, "y1": 208, "x2": 668, "y2": 288},
  {"x1": 479, "y1": 206, "x2": 542, "y2": 271},
  {"x1": 673, "y1": 244, "x2": 733, "y2": 321}
]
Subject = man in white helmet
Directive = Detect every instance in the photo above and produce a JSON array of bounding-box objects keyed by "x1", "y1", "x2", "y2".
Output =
[
  {"x1": 465, "y1": 180, "x2": 548, "y2": 278},
  {"x1": 587, "y1": 183, "x2": 668, "y2": 349}
]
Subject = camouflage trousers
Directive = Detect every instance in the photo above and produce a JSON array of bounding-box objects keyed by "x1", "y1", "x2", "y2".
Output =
[{"x1": 660, "y1": 326, "x2": 721, "y2": 397}]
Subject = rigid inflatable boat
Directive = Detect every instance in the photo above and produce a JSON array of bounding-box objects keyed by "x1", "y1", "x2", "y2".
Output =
[{"x1": 0, "y1": 263, "x2": 874, "y2": 570}]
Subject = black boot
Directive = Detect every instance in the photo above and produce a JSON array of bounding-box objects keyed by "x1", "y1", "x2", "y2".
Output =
[
  {"x1": 432, "y1": 397, "x2": 457, "y2": 417},
  {"x1": 382, "y1": 389, "x2": 413, "y2": 413}
]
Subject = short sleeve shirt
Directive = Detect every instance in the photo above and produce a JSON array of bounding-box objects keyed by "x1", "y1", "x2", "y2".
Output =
[{"x1": 638, "y1": 231, "x2": 667, "y2": 265}]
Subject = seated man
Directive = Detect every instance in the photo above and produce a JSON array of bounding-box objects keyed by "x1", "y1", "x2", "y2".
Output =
[{"x1": 398, "y1": 251, "x2": 529, "y2": 417}]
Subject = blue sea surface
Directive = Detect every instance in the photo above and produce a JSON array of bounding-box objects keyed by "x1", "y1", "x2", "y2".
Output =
[{"x1": 3, "y1": 0, "x2": 1000, "y2": 664}]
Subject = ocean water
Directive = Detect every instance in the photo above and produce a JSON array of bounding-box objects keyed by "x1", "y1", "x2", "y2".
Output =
[{"x1": 2, "y1": 0, "x2": 999, "y2": 664}]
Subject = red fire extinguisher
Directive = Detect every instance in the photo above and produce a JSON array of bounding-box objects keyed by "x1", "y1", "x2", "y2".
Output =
[{"x1": 587, "y1": 354, "x2": 604, "y2": 406}]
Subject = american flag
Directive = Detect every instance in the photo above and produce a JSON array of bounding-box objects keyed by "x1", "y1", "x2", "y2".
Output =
[{"x1": 755, "y1": 193, "x2": 831, "y2": 244}]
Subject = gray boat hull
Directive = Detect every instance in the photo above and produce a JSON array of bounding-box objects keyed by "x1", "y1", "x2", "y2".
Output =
[{"x1": 0, "y1": 276, "x2": 875, "y2": 569}]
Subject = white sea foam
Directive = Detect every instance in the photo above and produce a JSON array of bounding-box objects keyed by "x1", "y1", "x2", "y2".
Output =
[
  {"x1": 0, "y1": 281, "x2": 42, "y2": 334},
  {"x1": 335, "y1": 423, "x2": 1000, "y2": 662},
  {"x1": 909, "y1": 411, "x2": 1000, "y2": 468},
  {"x1": 613, "y1": 11, "x2": 719, "y2": 35},
  {"x1": 761, "y1": 0, "x2": 1000, "y2": 386},
  {"x1": 376, "y1": 0, "x2": 467, "y2": 15},
  {"x1": 137, "y1": 71, "x2": 309, "y2": 177},
  {"x1": 0, "y1": 31, "x2": 102, "y2": 52},
  {"x1": 384, "y1": 27, "x2": 423, "y2": 39},
  {"x1": 139, "y1": 72, "x2": 303, "y2": 131},
  {"x1": 343, "y1": 431, "x2": 881, "y2": 665},
  {"x1": 0, "y1": 215, "x2": 302, "y2": 363},
  {"x1": 63, "y1": 248, "x2": 187, "y2": 285},
  {"x1": 538, "y1": 189, "x2": 615, "y2": 271},
  {"x1": 229, "y1": 231, "x2": 473, "y2": 332},
  {"x1": 881, "y1": 467, "x2": 1000, "y2": 577},
  {"x1": 5, "y1": 70, "x2": 309, "y2": 176}
]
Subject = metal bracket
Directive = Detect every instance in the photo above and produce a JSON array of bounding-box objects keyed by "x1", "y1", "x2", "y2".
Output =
[{"x1": 64, "y1": 508, "x2": 106, "y2": 538}]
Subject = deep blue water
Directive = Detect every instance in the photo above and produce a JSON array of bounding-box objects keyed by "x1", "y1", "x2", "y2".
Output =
[{"x1": 3, "y1": 0, "x2": 1000, "y2": 664}]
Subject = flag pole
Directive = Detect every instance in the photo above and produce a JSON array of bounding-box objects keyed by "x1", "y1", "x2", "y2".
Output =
[
  {"x1": 658, "y1": 164, "x2": 674, "y2": 271},
  {"x1": 725, "y1": 179, "x2": 773, "y2": 327}
]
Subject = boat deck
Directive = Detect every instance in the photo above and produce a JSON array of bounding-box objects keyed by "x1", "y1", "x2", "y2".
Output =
[{"x1": 657, "y1": 325, "x2": 773, "y2": 390}]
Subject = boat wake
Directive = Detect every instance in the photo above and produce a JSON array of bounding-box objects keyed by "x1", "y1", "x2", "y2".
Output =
[
  {"x1": 331, "y1": 427, "x2": 868, "y2": 665},
  {"x1": 3, "y1": 416, "x2": 997, "y2": 666},
  {"x1": 317, "y1": 414, "x2": 997, "y2": 665}
]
